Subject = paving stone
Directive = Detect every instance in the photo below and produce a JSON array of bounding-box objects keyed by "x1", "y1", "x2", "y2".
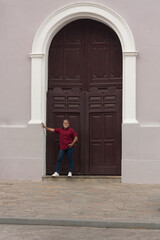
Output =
[
  {"x1": 0, "y1": 180, "x2": 160, "y2": 224},
  {"x1": 0, "y1": 225, "x2": 160, "y2": 240}
]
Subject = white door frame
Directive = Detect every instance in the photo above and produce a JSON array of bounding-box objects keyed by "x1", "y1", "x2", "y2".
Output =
[{"x1": 28, "y1": 2, "x2": 138, "y2": 176}]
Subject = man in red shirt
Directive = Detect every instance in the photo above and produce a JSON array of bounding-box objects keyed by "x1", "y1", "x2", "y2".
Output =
[{"x1": 41, "y1": 120, "x2": 78, "y2": 177}]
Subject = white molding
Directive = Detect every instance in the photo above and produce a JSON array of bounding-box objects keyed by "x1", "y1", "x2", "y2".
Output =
[
  {"x1": 140, "y1": 124, "x2": 160, "y2": 128},
  {"x1": 31, "y1": 2, "x2": 136, "y2": 53},
  {"x1": 122, "y1": 52, "x2": 138, "y2": 123},
  {"x1": 29, "y1": 53, "x2": 44, "y2": 58},
  {"x1": 0, "y1": 125, "x2": 27, "y2": 128},
  {"x1": 28, "y1": 2, "x2": 138, "y2": 125},
  {"x1": 28, "y1": 1, "x2": 139, "y2": 178},
  {"x1": 28, "y1": 120, "x2": 42, "y2": 124},
  {"x1": 123, "y1": 51, "x2": 138, "y2": 56}
]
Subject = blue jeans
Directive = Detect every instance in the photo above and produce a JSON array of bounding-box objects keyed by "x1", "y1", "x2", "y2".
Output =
[{"x1": 56, "y1": 146, "x2": 73, "y2": 173}]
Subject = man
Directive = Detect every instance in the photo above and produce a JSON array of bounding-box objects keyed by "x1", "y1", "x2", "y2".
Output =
[{"x1": 41, "y1": 119, "x2": 78, "y2": 177}]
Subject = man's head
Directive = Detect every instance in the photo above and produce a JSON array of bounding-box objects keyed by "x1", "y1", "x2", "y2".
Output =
[{"x1": 63, "y1": 119, "x2": 69, "y2": 129}]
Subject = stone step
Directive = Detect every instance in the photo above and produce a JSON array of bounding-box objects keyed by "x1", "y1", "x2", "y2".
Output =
[{"x1": 42, "y1": 175, "x2": 121, "y2": 183}]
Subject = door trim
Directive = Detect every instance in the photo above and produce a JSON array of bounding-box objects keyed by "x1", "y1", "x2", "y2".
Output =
[
  {"x1": 29, "y1": 2, "x2": 138, "y2": 125},
  {"x1": 28, "y1": 2, "x2": 139, "y2": 176}
]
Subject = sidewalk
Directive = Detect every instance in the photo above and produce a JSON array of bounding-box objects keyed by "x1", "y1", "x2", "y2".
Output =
[{"x1": 0, "y1": 179, "x2": 160, "y2": 229}]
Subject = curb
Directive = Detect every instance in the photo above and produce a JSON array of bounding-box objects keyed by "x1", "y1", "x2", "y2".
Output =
[{"x1": 0, "y1": 218, "x2": 159, "y2": 229}]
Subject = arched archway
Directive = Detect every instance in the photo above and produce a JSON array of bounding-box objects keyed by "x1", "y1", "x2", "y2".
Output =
[
  {"x1": 46, "y1": 18, "x2": 122, "y2": 175},
  {"x1": 28, "y1": 2, "x2": 138, "y2": 176}
]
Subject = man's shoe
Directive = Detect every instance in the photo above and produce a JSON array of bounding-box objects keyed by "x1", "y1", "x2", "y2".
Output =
[
  {"x1": 52, "y1": 172, "x2": 59, "y2": 177},
  {"x1": 68, "y1": 172, "x2": 72, "y2": 177}
]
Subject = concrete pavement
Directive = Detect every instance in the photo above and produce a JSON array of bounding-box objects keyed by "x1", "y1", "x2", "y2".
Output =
[
  {"x1": 1, "y1": 225, "x2": 160, "y2": 240},
  {"x1": 0, "y1": 179, "x2": 160, "y2": 229}
]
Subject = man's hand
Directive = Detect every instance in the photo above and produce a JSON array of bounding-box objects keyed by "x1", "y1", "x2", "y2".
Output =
[
  {"x1": 41, "y1": 122, "x2": 45, "y2": 128},
  {"x1": 68, "y1": 136, "x2": 78, "y2": 147},
  {"x1": 41, "y1": 122, "x2": 55, "y2": 132},
  {"x1": 68, "y1": 143, "x2": 74, "y2": 148}
]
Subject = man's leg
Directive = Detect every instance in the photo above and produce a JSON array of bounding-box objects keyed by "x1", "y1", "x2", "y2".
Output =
[
  {"x1": 67, "y1": 147, "x2": 73, "y2": 172},
  {"x1": 56, "y1": 149, "x2": 65, "y2": 173}
]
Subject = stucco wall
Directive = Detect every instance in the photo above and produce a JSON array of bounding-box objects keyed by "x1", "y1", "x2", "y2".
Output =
[{"x1": 1, "y1": 0, "x2": 160, "y2": 183}]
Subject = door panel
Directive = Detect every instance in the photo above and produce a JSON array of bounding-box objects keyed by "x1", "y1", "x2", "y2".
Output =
[
  {"x1": 46, "y1": 88, "x2": 82, "y2": 174},
  {"x1": 46, "y1": 19, "x2": 122, "y2": 175},
  {"x1": 86, "y1": 87, "x2": 121, "y2": 174}
]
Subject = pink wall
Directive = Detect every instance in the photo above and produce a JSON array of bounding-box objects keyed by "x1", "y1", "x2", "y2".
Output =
[{"x1": 1, "y1": 0, "x2": 160, "y2": 182}]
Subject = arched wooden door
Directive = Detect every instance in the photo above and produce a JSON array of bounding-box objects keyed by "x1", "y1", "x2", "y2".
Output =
[{"x1": 46, "y1": 19, "x2": 122, "y2": 175}]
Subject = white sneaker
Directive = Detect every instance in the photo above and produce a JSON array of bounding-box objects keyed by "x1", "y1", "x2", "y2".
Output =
[
  {"x1": 52, "y1": 172, "x2": 59, "y2": 177},
  {"x1": 68, "y1": 172, "x2": 72, "y2": 177}
]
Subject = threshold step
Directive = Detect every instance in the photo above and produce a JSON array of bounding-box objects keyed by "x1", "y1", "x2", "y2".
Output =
[{"x1": 42, "y1": 175, "x2": 121, "y2": 183}]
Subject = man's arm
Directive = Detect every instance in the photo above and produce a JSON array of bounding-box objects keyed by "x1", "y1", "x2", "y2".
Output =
[
  {"x1": 41, "y1": 122, "x2": 55, "y2": 132},
  {"x1": 68, "y1": 136, "x2": 78, "y2": 147},
  {"x1": 72, "y1": 136, "x2": 78, "y2": 144}
]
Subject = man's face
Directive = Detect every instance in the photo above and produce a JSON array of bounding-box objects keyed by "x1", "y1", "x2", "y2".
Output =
[{"x1": 63, "y1": 120, "x2": 69, "y2": 129}]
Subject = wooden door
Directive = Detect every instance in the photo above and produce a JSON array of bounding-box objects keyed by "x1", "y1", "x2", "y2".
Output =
[{"x1": 46, "y1": 19, "x2": 122, "y2": 175}]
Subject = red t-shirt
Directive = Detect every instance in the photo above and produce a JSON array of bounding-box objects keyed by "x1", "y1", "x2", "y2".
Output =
[{"x1": 54, "y1": 126, "x2": 77, "y2": 150}]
